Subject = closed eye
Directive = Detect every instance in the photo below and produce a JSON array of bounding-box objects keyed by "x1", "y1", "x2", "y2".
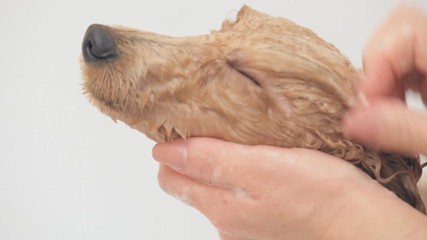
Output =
[
  {"x1": 227, "y1": 58, "x2": 262, "y2": 87},
  {"x1": 236, "y1": 68, "x2": 261, "y2": 87}
]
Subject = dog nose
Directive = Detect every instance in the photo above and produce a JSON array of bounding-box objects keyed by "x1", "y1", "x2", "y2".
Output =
[{"x1": 82, "y1": 24, "x2": 117, "y2": 62}]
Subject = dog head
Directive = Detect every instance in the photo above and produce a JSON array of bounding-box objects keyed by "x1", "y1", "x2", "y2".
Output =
[
  {"x1": 81, "y1": 5, "x2": 425, "y2": 214},
  {"x1": 81, "y1": 5, "x2": 358, "y2": 150}
]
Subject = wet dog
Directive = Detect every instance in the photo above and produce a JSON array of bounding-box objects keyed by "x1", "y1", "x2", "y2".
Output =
[{"x1": 81, "y1": 5, "x2": 425, "y2": 213}]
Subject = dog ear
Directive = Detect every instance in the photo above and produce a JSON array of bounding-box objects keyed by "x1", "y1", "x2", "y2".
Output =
[{"x1": 226, "y1": 48, "x2": 355, "y2": 107}]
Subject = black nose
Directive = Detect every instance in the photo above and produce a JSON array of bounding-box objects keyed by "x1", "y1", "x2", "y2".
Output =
[{"x1": 82, "y1": 24, "x2": 117, "y2": 62}]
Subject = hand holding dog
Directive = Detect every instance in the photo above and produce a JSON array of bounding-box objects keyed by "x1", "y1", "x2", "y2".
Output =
[
  {"x1": 152, "y1": 4, "x2": 427, "y2": 240},
  {"x1": 153, "y1": 138, "x2": 427, "y2": 240},
  {"x1": 343, "y1": 4, "x2": 427, "y2": 155}
]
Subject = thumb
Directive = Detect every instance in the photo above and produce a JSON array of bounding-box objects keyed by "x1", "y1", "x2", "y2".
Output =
[{"x1": 342, "y1": 99, "x2": 427, "y2": 155}]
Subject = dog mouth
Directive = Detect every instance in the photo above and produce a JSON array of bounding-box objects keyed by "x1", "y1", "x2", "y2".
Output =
[
  {"x1": 95, "y1": 96, "x2": 119, "y2": 111},
  {"x1": 84, "y1": 88, "x2": 122, "y2": 117}
]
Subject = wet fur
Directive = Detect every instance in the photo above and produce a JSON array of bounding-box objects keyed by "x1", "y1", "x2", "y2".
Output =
[{"x1": 81, "y1": 6, "x2": 425, "y2": 213}]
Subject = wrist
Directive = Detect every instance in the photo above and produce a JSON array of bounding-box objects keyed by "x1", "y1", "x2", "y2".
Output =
[{"x1": 327, "y1": 180, "x2": 427, "y2": 240}]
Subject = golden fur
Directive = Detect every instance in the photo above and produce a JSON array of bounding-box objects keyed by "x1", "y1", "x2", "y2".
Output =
[{"x1": 81, "y1": 6, "x2": 425, "y2": 213}]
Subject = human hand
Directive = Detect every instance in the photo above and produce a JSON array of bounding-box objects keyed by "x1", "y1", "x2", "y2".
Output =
[
  {"x1": 152, "y1": 138, "x2": 427, "y2": 240},
  {"x1": 343, "y1": 4, "x2": 427, "y2": 155}
]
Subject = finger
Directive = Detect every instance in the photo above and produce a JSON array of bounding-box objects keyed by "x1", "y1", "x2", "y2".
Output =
[
  {"x1": 153, "y1": 138, "x2": 273, "y2": 189},
  {"x1": 343, "y1": 98, "x2": 427, "y2": 155},
  {"x1": 157, "y1": 164, "x2": 251, "y2": 223},
  {"x1": 362, "y1": 49, "x2": 404, "y2": 100},
  {"x1": 153, "y1": 138, "x2": 352, "y2": 190},
  {"x1": 362, "y1": 3, "x2": 427, "y2": 99}
]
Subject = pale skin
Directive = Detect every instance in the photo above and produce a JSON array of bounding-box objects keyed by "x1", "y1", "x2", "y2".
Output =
[{"x1": 152, "y1": 4, "x2": 427, "y2": 240}]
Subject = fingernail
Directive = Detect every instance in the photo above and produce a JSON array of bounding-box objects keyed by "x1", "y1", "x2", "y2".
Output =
[{"x1": 152, "y1": 141, "x2": 187, "y2": 170}]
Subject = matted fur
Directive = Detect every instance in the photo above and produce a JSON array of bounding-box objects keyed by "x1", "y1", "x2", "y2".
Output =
[{"x1": 81, "y1": 6, "x2": 425, "y2": 213}]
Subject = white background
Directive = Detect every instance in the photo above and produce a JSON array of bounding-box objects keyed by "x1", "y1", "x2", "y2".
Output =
[{"x1": 1, "y1": 0, "x2": 426, "y2": 239}]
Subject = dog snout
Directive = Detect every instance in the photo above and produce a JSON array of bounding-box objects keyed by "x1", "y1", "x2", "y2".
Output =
[{"x1": 82, "y1": 24, "x2": 117, "y2": 63}]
